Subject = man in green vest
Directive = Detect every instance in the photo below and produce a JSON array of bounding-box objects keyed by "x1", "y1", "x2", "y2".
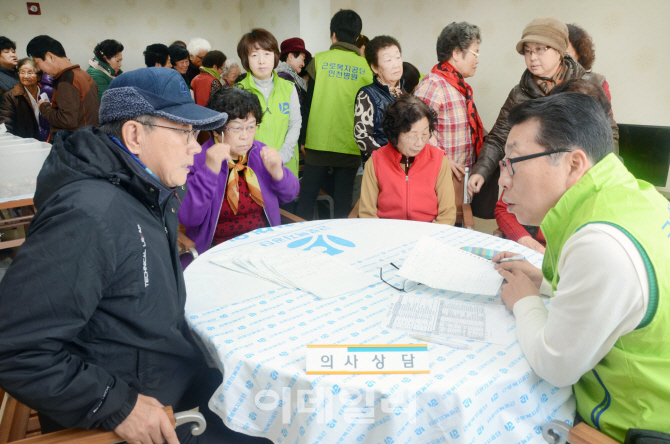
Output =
[
  {"x1": 493, "y1": 93, "x2": 670, "y2": 442},
  {"x1": 296, "y1": 9, "x2": 373, "y2": 220}
]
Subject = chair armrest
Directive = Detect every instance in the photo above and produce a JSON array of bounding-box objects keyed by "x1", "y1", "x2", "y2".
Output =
[
  {"x1": 13, "y1": 407, "x2": 176, "y2": 444},
  {"x1": 568, "y1": 423, "x2": 619, "y2": 444},
  {"x1": 280, "y1": 209, "x2": 306, "y2": 224}
]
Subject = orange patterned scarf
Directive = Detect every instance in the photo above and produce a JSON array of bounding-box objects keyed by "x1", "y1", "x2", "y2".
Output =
[{"x1": 226, "y1": 155, "x2": 265, "y2": 214}]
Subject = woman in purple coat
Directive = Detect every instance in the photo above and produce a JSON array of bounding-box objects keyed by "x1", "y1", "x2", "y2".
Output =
[{"x1": 179, "y1": 87, "x2": 300, "y2": 268}]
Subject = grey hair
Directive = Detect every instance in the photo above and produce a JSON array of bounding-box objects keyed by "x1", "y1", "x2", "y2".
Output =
[
  {"x1": 436, "y1": 21, "x2": 481, "y2": 63},
  {"x1": 186, "y1": 37, "x2": 211, "y2": 56},
  {"x1": 221, "y1": 59, "x2": 241, "y2": 77},
  {"x1": 100, "y1": 114, "x2": 156, "y2": 145}
]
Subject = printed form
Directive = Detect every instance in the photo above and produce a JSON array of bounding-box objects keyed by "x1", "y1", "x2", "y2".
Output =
[{"x1": 385, "y1": 295, "x2": 508, "y2": 344}]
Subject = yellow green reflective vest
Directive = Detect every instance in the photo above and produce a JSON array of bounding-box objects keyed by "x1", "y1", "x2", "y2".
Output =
[
  {"x1": 540, "y1": 153, "x2": 670, "y2": 442},
  {"x1": 306, "y1": 49, "x2": 373, "y2": 156},
  {"x1": 237, "y1": 72, "x2": 299, "y2": 177}
]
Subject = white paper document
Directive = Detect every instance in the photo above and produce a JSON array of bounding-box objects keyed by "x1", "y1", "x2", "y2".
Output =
[
  {"x1": 398, "y1": 236, "x2": 504, "y2": 295},
  {"x1": 209, "y1": 248, "x2": 377, "y2": 299},
  {"x1": 384, "y1": 294, "x2": 507, "y2": 344}
]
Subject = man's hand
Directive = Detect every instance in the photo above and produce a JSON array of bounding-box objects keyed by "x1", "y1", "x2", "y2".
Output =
[
  {"x1": 449, "y1": 162, "x2": 465, "y2": 181},
  {"x1": 114, "y1": 394, "x2": 179, "y2": 444},
  {"x1": 498, "y1": 268, "x2": 540, "y2": 310},
  {"x1": 260, "y1": 147, "x2": 284, "y2": 181},
  {"x1": 204, "y1": 142, "x2": 231, "y2": 175},
  {"x1": 492, "y1": 251, "x2": 543, "y2": 288},
  {"x1": 517, "y1": 236, "x2": 546, "y2": 254},
  {"x1": 467, "y1": 173, "x2": 485, "y2": 198},
  {"x1": 300, "y1": 144, "x2": 305, "y2": 155}
]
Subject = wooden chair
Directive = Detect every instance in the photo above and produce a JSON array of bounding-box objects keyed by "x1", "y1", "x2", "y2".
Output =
[
  {"x1": 0, "y1": 201, "x2": 36, "y2": 250},
  {"x1": 543, "y1": 419, "x2": 619, "y2": 444},
  {"x1": 0, "y1": 388, "x2": 205, "y2": 444}
]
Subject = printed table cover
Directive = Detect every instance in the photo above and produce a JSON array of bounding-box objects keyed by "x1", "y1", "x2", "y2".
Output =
[{"x1": 184, "y1": 219, "x2": 575, "y2": 443}]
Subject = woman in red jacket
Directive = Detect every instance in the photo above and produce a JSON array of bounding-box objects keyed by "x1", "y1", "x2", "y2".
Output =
[{"x1": 359, "y1": 95, "x2": 456, "y2": 224}]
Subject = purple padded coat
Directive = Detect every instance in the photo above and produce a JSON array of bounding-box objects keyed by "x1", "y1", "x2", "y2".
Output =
[{"x1": 178, "y1": 138, "x2": 300, "y2": 268}]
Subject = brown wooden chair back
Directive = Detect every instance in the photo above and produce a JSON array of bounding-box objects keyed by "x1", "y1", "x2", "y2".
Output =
[{"x1": 452, "y1": 175, "x2": 474, "y2": 229}]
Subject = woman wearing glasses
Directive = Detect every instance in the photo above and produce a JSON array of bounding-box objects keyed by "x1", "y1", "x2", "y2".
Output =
[
  {"x1": 468, "y1": 17, "x2": 618, "y2": 214},
  {"x1": 359, "y1": 95, "x2": 456, "y2": 224},
  {"x1": 178, "y1": 88, "x2": 299, "y2": 268},
  {"x1": 0, "y1": 58, "x2": 50, "y2": 140}
]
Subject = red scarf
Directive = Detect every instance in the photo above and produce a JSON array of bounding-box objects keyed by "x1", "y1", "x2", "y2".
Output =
[{"x1": 431, "y1": 62, "x2": 484, "y2": 156}]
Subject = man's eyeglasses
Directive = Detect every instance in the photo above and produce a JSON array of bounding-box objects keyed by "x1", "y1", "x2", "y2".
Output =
[
  {"x1": 135, "y1": 121, "x2": 199, "y2": 144},
  {"x1": 224, "y1": 123, "x2": 260, "y2": 134},
  {"x1": 380, "y1": 263, "x2": 417, "y2": 292},
  {"x1": 500, "y1": 149, "x2": 573, "y2": 176}
]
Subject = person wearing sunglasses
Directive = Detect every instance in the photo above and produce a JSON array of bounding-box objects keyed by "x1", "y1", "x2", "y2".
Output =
[
  {"x1": 359, "y1": 95, "x2": 456, "y2": 225},
  {"x1": 178, "y1": 87, "x2": 299, "y2": 269},
  {"x1": 467, "y1": 17, "x2": 619, "y2": 218},
  {"x1": 494, "y1": 93, "x2": 670, "y2": 442}
]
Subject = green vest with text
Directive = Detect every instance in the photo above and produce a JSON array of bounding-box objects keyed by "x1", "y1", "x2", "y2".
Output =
[
  {"x1": 540, "y1": 153, "x2": 670, "y2": 442},
  {"x1": 306, "y1": 49, "x2": 373, "y2": 155},
  {"x1": 237, "y1": 72, "x2": 299, "y2": 177}
]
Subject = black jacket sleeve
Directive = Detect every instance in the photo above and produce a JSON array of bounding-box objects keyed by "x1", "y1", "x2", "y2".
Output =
[{"x1": 0, "y1": 195, "x2": 137, "y2": 431}]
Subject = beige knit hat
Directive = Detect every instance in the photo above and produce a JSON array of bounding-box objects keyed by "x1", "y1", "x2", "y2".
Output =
[{"x1": 516, "y1": 17, "x2": 569, "y2": 56}]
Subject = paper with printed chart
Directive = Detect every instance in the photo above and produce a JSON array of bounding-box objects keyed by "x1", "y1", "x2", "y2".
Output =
[
  {"x1": 385, "y1": 294, "x2": 508, "y2": 344},
  {"x1": 209, "y1": 248, "x2": 377, "y2": 299},
  {"x1": 398, "y1": 236, "x2": 504, "y2": 295}
]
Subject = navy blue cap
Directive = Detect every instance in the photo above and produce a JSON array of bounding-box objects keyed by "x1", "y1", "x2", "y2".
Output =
[{"x1": 99, "y1": 67, "x2": 227, "y2": 131}]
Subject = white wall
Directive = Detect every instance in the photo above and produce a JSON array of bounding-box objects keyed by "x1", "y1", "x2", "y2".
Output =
[
  {"x1": 331, "y1": 0, "x2": 670, "y2": 127},
  {"x1": 2, "y1": 0, "x2": 668, "y2": 127},
  {"x1": 0, "y1": 0, "x2": 243, "y2": 73}
]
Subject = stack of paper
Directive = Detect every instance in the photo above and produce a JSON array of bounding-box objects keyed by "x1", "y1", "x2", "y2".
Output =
[
  {"x1": 399, "y1": 236, "x2": 504, "y2": 295},
  {"x1": 209, "y1": 248, "x2": 377, "y2": 299}
]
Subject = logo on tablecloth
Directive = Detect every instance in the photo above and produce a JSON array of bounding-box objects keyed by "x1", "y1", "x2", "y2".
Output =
[{"x1": 286, "y1": 234, "x2": 355, "y2": 255}]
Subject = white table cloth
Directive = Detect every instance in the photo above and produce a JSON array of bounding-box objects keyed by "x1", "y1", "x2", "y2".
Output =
[{"x1": 184, "y1": 219, "x2": 575, "y2": 443}]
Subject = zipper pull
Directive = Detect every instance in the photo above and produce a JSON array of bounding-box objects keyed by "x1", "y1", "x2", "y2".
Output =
[{"x1": 406, "y1": 158, "x2": 409, "y2": 181}]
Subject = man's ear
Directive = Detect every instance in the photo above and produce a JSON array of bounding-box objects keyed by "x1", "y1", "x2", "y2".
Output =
[
  {"x1": 565, "y1": 149, "x2": 591, "y2": 188},
  {"x1": 121, "y1": 120, "x2": 145, "y2": 156}
]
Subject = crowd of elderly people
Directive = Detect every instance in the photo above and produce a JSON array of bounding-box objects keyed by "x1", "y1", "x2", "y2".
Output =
[{"x1": 1, "y1": 8, "x2": 668, "y2": 444}]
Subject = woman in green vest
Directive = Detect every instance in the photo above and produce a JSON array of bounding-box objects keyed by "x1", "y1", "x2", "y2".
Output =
[
  {"x1": 86, "y1": 39, "x2": 123, "y2": 101},
  {"x1": 236, "y1": 28, "x2": 301, "y2": 178}
]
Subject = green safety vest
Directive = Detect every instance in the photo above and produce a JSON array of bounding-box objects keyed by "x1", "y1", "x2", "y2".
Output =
[
  {"x1": 237, "y1": 72, "x2": 299, "y2": 177},
  {"x1": 540, "y1": 153, "x2": 670, "y2": 442},
  {"x1": 306, "y1": 49, "x2": 373, "y2": 156}
]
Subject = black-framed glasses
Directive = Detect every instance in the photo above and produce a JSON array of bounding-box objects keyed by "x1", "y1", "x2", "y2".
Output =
[
  {"x1": 380, "y1": 263, "x2": 417, "y2": 292},
  {"x1": 499, "y1": 149, "x2": 573, "y2": 176},
  {"x1": 135, "y1": 121, "x2": 199, "y2": 144}
]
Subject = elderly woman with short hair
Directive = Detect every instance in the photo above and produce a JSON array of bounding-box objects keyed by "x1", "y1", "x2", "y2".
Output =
[
  {"x1": 354, "y1": 35, "x2": 404, "y2": 161},
  {"x1": 414, "y1": 22, "x2": 484, "y2": 183},
  {"x1": 169, "y1": 44, "x2": 191, "y2": 85},
  {"x1": 468, "y1": 17, "x2": 619, "y2": 212},
  {"x1": 178, "y1": 88, "x2": 299, "y2": 268},
  {"x1": 0, "y1": 58, "x2": 50, "y2": 140},
  {"x1": 221, "y1": 60, "x2": 241, "y2": 86},
  {"x1": 359, "y1": 95, "x2": 456, "y2": 224}
]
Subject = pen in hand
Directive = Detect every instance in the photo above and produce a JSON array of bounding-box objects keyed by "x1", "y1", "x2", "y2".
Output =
[
  {"x1": 410, "y1": 334, "x2": 472, "y2": 350},
  {"x1": 497, "y1": 256, "x2": 526, "y2": 264}
]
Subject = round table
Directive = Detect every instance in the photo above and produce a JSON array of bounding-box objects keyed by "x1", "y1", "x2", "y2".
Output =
[{"x1": 184, "y1": 219, "x2": 575, "y2": 443}]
